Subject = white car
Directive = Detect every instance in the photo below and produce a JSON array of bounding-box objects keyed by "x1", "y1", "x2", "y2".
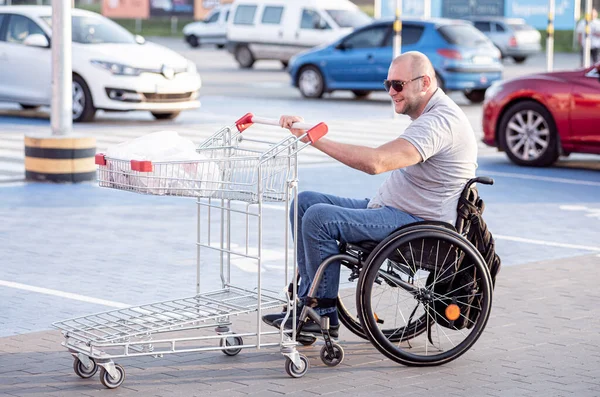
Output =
[
  {"x1": 182, "y1": 4, "x2": 230, "y2": 49},
  {"x1": 0, "y1": 6, "x2": 201, "y2": 122}
]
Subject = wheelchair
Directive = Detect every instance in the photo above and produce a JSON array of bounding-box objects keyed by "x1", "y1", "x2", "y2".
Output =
[{"x1": 288, "y1": 176, "x2": 495, "y2": 367}]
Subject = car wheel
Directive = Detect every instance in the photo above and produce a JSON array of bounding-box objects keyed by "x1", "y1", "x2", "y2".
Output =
[
  {"x1": 188, "y1": 35, "x2": 199, "y2": 48},
  {"x1": 20, "y1": 104, "x2": 40, "y2": 110},
  {"x1": 498, "y1": 101, "x2": 559, "y2": 167},
  {"x1": 352, "y1": 90, "x2": 371, "y2": 99},
  {"x1": 297, "y1": 66, "x2": 325, "y2": 99},
  {"x1": 72, "y1": 75, "x2": 96, "y2": 123},
  {"x1": 512, "y1": 56, "x2": 526, "y2": 64},
  {"x1": 464, "y1": 89, "x2": 486, "y2": 104},
  {"x1": 151, "y1": 111, "x2": 181, "y2": 120},
  {"x1": 216, "y1": 44, "x2": 225, "y2": 49},
  {"x1": 235, "y1": 45, "x2": 255, "y2": 69}
]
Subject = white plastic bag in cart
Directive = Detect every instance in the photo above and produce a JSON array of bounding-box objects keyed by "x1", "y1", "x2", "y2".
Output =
[{"x1": 106, "y1": 131, "x2": 221, "y2": 196}]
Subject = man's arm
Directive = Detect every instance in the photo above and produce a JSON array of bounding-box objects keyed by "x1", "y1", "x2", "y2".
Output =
[{"x1": 311, "y1": 137, "x2": 422, "y2": 175}]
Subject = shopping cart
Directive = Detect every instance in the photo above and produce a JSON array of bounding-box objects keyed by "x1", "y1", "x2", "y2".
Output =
[{"x1": 52, "y1": 114, "x2": 328, "y2": 388}]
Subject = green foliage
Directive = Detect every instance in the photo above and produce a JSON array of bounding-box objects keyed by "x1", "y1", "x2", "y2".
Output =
[
  {"x1": 75, "y1": 3, "x2": 101, "y2": 13},
  {"x1": 359, "y1": 4, "x2": 374, "y2": 17},
  {"x1": 114, "y1": 17, "x2": 194, "y2": 37},
  {"x1": 539, "y1": 30, "x2": 578, "y2": 53}
]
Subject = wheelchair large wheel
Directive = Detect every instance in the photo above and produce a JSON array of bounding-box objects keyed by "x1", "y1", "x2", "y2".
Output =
[
  {"x1": 337, "y1": 289, "x2": 429, "y2": 342},
  {"x1": 357, "y1": 225, "x2": 493, "y2": 366}
]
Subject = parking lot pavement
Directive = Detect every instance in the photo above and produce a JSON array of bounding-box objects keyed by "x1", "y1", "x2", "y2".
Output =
[
  {"x1": 0, "y1": 254, "x2": 598, "y2": 397},
  {"x1": 1, "y1": 159, "x2": 598, "y2": 337}
]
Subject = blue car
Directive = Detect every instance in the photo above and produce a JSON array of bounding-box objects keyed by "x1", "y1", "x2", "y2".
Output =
[{"x1": 288, "y1": 18, "x2": 503, "y2": 103}]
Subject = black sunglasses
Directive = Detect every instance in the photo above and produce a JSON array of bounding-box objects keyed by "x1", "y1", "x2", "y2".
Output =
[{"x1": 383, "y1": 76, "x2": 425, "y2": 93}]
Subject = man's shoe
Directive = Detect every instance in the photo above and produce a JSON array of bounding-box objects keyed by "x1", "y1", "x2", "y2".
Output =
[
  {"x1": 261, "y1": 302, "x2": 304, "y2": 327},
  {"x1": 302, "y1": 319, "x2": 340, "y2": 338},
  {"x1": 272, "y1": 316, "x2": 340, "y2": 338},
  {"x1": 262, "y1": 312, "x2": 287, "y2": 327}
]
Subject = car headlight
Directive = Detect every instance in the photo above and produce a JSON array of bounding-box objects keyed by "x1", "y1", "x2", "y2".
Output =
[
  {"x1": 187, "y1": 60, "x2": 197, "y2": 74},
  {"x1": 91, "y1": 60, "x2": 141, "y2": 76},
  {"x1": 485, "y1": 81, "x2": 503, "y2": 101}
]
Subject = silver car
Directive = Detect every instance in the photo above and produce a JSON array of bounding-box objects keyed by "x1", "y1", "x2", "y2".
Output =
[{"x1": 466, "y1": 17, "x2": 541, "y2": 64}]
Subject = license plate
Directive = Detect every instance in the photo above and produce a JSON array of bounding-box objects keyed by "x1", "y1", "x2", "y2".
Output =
[{"x1": 472, "y1": 56, "x2": 493, "y2": 64}]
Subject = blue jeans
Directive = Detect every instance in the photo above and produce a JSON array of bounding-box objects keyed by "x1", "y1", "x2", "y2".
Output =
[{"x1": 291, "y1": 191, "x2": 423, "y2": 315}]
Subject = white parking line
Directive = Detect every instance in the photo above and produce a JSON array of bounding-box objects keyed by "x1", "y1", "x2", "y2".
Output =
[
  {"x1": 494, "y1": 235, "x2": 600, "y2": 252},
  {"x1": 0, "y1": 279, "x2": 129, "y2": 308},
  {"x1": 482, "y1": 170, "x2": 600, "y2": 187},
  {"x1": 260, "y1": 204, "x2": 600, "y2": 252}
]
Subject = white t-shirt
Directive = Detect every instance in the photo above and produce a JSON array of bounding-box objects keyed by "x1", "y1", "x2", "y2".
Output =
[
  {"x1": 576, "y1": 19, "x2": 600, "y2": 49},
  {"x1": 367, "y1": 89, "x2": 478, "y2": 225}
]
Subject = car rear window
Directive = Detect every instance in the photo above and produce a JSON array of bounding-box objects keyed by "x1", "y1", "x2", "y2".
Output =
[
  {"x1": 508, "y1": 23, "x2": 535, "y2": 31},
  {"x1": 438, "y1": 24, "x2": 490, "y2": 47}
]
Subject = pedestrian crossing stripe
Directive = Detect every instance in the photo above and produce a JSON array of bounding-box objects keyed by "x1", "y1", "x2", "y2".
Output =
[{"x1": 0, "y1": 118, "x2": 497, "y2": 180}]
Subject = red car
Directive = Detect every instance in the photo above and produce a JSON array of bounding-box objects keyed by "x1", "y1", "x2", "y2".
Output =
[{"x1": 482, "y1": 63, "x2": 600, "y2": 166}]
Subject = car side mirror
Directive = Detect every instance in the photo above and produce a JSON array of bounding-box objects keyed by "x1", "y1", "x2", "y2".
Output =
[
  {"x1": 336, "y1": 42, "x2": 351, "y2": 51},
  {"x1": 23, "y1": 34, "x2": 49, "y2": 48},
  {"x1": 316, "y1": 19, "x2": 328, "y2": 30},
  {"x1": 135, "y1": 35, "x2": 146, "y2": 45}
]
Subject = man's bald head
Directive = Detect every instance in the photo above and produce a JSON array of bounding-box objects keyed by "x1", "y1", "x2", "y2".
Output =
[
  {"x1": 386, "y1": 51, "x2": 438, "y2": 119},
  {"x1": 389, "y1": 51, "x2": 436, "y2": 88}
]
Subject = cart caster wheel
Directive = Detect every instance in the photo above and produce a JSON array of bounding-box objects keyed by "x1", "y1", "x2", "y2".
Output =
[
  {"x1": 73, "y1": 357, "x2": 97, "y2": 379},
  {"x1": 285, "y1": 354, "x2": 309, "y2": 378},
  {"x1": 320, "y1": 343, "x2": 344, "y2": 367},
  {"x1": 99, "y1": 364, "x2": 125, "y2": 389},
  {"x1": 220, "y1": 336, "x2": 243, "y2": 356}
]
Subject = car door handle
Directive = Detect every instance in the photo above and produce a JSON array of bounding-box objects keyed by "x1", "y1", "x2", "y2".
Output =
[
  {"x1": 278, "y1": 31, "x2": 283, "y2": 38},
  {"x1": 367, "y1": 54, "x2": 374, "y2": 61}
]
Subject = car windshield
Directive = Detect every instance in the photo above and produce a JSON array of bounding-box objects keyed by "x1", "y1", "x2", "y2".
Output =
[
  {"x1": 325, "y1": 9, "x2": 371, "y2": 28},
  {"x1": 438, "y1": 24, "x2": 491, "y2": 47},
  {"x1": 41, "y1": 15, "x2": 136, "y2": 44}
]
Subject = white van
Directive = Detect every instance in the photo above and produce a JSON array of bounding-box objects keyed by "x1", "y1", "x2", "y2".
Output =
[
  {"x1": 226, "y1": 0, "x2": 371, "y2": 68},
  {"x1": 183, "y1": 4, "x2": 231, "y2": 49}
]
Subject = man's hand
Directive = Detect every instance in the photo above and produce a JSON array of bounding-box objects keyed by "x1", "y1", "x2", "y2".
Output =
[{"x1": 279, "y1": 115, "x2": 309, "y2": 143}]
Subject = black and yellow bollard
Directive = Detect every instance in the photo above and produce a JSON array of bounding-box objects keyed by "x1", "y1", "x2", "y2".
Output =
[{"x1": 24, "y1": 135, "x2": 97, "y2": 182}]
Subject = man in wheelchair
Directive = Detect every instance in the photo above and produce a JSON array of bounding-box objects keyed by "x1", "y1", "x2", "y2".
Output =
[{"x1": 263, "y1": 51, "x2": 479, "y2": 345}]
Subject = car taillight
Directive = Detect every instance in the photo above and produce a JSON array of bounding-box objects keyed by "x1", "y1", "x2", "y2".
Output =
[
  {"x1": 437, "y1": 49, "x2": 462, "y2": 59},
  {"x1": 509, "y1": 36, "x2": 518, "y2": 47}
]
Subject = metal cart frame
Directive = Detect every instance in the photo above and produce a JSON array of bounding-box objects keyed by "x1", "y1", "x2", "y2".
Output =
[{"x1": 53, "y1": 114, "x2": 329, "y2": 387}]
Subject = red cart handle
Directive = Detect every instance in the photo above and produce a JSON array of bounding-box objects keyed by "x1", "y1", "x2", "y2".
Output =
[{"x1": 235, "y1": 113, "x2": 328, "y2": 144}]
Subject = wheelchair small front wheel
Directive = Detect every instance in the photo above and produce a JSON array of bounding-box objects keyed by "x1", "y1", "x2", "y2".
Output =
[{"x1": 357, "y1": 225, "x2": 493, "y2": 366}]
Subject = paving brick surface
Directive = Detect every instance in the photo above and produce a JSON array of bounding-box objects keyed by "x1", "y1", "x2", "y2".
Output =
[{"x1": 0, "y1": 254, "x2": 599, "y2": 396}]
